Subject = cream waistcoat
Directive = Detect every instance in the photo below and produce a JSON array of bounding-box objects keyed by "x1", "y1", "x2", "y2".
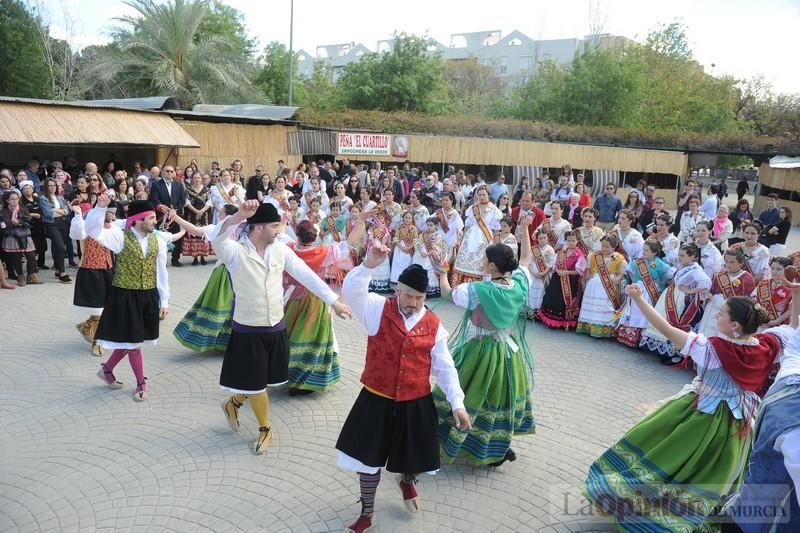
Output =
[{"x1": 228, "y1": 242, "x2": 286, "y2": 327}]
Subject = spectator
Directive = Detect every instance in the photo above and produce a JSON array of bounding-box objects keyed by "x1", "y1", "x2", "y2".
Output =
[
  {"x1": 511, "y1": 191, "x2": 546, "y2": 248},
  {"x1": 711, "y1": 204, "x2": 733, "y2": 251},
  {"x1": 39, "y1": 177, "x2": 71, "y2": 283},
  {"x1": 593, "y1": 183, "x2": 623, "y2": 232},
  {"x1": 622, "y1": 190, "x2": 644, "y2": 225},
  {"x1": 678, "y1": 197, "x2": 705, "y2": 243},
  {"x1": 736, "y1": 176, "x2": 750, "y2": 201},
  {"x1": 717, "y1": 177, "x2": 728, "y2": 200},
  {"x1": 496, "y1": 192, "x2": 512, "y2": 217},
  {"x1": 762, "y1": 206, "x2": 792, "y2": 256},
  {"x1": 699, "y1": 184, "x2": 720, "y2": 220},
  {"x1": 246, "y1": 166, "x2": 269, "y2": 201},
  {"x1": 442, "y1": 178, "x2": 465, "y2": 214},
  {"x1": 1, "y1": 189, "x2": 41, "y2": 286},
  {"x1": 566, "y1": 193, "x2": 584, "y2": 228},
  {"x1": 758, "y1": 193, "x2": 780, "y2": 226},
  {"x1": 489, "y1": 174, "x2": 509, "y2": 202},
  {"x1": 550, "y1": 175, "x2": 572, "y2": 203},
  {"x1": 511, "y1": 176, "x2": 530, "y2": 207},
  {"x1": 102, "y1": 161, "x2": 116, "y2": 189},
  {"x1": 149, "y1": 165, "x2": 187, "y2": 266},
  {"x1": 728, "y1": 198, "x2": 754, "y2": 246},
  {"x1": 19, "y1": 180, "x2": 47, "y2": 269},
  {"x1": 24, "y1": 159, "x2": 42, "y2": 192},
  {"x1": 574, "y1": 182, "x2": 591, "y2": 208},
  {"x1": 562, "y1": 164, "x2": 575, "y2": 187},
  {"x1": 345, "y1": 173, "x2": 361, "y2": 203},
  {"x1": 674, "y1": 179, "x2": 700, "y2": 236},
  {"x1": 632, "y1": 179, "x2": 647, "y2": 204}
]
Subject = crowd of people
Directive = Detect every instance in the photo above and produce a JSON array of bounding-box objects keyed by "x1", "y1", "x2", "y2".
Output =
[{"x1": 2, "y1": 155, "x2": 800, "y2": 532}]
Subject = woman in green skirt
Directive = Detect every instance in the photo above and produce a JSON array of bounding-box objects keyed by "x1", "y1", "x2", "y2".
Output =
[
  {"x1": 584, "y1": 284, "x2": 791, "y2": 532},
  {"x1": 285, "y1": 211, "x2": 369, "y2": 395},
  {"x1": 434, "y1": 214, "x2": 536, "y2": 467},
  {"x1": 172, "y1": 205, "x2": 238, "y2": 352}
]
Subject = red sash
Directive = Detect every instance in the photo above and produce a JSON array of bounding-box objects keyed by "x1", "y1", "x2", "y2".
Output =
[
  {"x1": 557, "y1": 250, "x2": 574, "y2": 309},
  {"x1": 594, "y1": 253, "x2": 620, "y2": 308},
  {"x1": 472, "y1": 205, "x2": 494, "y2": 243},
  {"x1": 755, "y1": 279, "x2": 779, "y2": 321},
  {"x1": 216, "y1": 183, "x2": 236, "y2": 204},
  {"x1": 398, "y1": 224, "x2": 417, "y2": 249},
  {"x1": 576, "y1": 238, "x2": 589, "y2": 256},
  {"x1": 635, "y1": 258, "x2": 659, "y2": 304},
  {"x1": 326, "y1": 216, "x2": 342, "y2": 242},
  {"x1": 715, "y1": 272, "x2": 737, "y2": 299},
  {"x1": 532, "y1": 246, "x2": 548, "y2": 274},
  {"x1": 665, "y1": 281, "x2": 701, "y2": 331},
  {"x1": 437, "y1": 209, "x2": 450, "y2": 234},
  {"x1": 542, "y1": 220, "x2": 557, "y2": 247}
]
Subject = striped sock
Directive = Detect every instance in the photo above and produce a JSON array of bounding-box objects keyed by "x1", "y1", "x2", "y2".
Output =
[{"x1": 358, "y1": 470, "x2": 381, "y2": 516}]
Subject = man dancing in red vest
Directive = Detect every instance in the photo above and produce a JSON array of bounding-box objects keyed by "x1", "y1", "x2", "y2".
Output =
[{"x1": 338, "y1": 245, "x2": 471, "y2": 533}]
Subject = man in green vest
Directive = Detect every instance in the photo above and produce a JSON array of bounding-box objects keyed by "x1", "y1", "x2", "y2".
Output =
[{"x1": 88, "y1": 193, "x2": 170, "y2": 402}]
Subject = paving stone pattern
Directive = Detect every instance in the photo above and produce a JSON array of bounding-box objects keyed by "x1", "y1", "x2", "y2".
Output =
[{"x1": 1, "y1": 265, "x2": 697, "y2": 532}]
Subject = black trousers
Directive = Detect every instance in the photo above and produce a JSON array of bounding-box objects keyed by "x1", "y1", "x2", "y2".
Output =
[
  {"x1": 10, "y1": 251, "x2": 37, "y2": 277},
  {"x1": 45, "y1": 218, "x2": 69, "y2": 273},
  {"x1": 32, "y1": 229, "x2": 47, "y2": 267}
]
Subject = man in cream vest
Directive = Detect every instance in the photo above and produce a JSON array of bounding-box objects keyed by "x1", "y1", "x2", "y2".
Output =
[{"x1": 212, "y1": 200, "x2": 353, "y2": 454}]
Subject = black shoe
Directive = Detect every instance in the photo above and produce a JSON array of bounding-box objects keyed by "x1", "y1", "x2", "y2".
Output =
[
  {"x1": 38, "y1": 264, "x2": 50, "y2": 270},
  {"x1": 487, "y1": 448, "x2": 517, "y2": 467},
  {"x1": 661, "y1": 355, "x2": 684, "y2": 366},
  {"x1": 200, "y1": 257, "x2": 207, "y2": 265},
  {"x1": 171, "y1": 260, "x2": 182, "y2": 267},
  {"x1": 288, "y1": 388, "x2": 315, "y2": 396},
  {"x1": 69, "y1": 262, "x2": 79, "y2": 268},
  {"x1": 192, "y1": 257, "x2": 199, "y2": 266}
]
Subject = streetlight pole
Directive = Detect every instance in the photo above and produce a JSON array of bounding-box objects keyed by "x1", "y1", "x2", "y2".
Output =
[{"x1": 288, "y1": 0, "x2": 294, "y2": 106}]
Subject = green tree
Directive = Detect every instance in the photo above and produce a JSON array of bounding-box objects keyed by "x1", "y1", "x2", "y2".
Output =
[
  {"x1": 0, "y1": 0, "x2": 51, "y2": 98},
  {"x1": 336, "y1": 33, "x2": 451, "y2": 113},
  {"x1": 195, "y1": 0, "x2": 255, "y2": 60},
  {"x1": 297, "y1": 61, "x2": 342, "y2": 111},
  {"x1": 255, "y1": 41, "x2": 307, "y2": 105},
  {"x1": 444, "y1": 59, "x2": 507, "y2": 115},
  {"x1": 86, "y1": 0, "x2": 262, "y2": 108}
]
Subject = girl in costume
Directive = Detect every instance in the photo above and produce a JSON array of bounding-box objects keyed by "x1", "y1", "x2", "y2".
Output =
[
  {"x1": 585, "y1": 285, "x2": 788, "y2": 533},
  {"x1": 751, "y1": 256, "x2": 794, "y2": 330},
  {"x1": 613, "y1": 240, "x2": 674, "y2": 348},
  {"x1": 648, "y1": 212, "x2": 680, "y2": 267},
  {"x1": 413, "y1": 216, "x2": 447, "y2": 298},
  {"x1": 209, "y1": 169, "x2": 244, "y2": 223},
  {"x1": 540, "y1": 200, "x2": 571, "y2": 251},
  {"x1": 264, "y1": 175, "x2": 294, "y2": 225},
  {"x1": 640, "y1": 243, "x2": 712, "y2": 364},
  {"x1": 536, "y1": 231, "x2": 587, "y2": 330},
  {"x1": 434, "y1": 215, "x2": 536, "y2": 467},
  {"x1": 499, "y1": 215, "x2": 518, "y2": 258},
  {"x1": 523, "y1": 229, "x2": 556, "y2": 319},
  {"x1": 345, "y1": 203, "x2": 366, "y2": 265},
  {"x1": 576, "y1": 234, "x2": 628, "y2": 338},
  {"x1": 576, "y1": 208, "x2": 605, "y2": 255},
  {"x1": 366, "y1": 218, "x2": 392, "y2": 294},
  {"x1": 390, "y1": 211, "x2": 418, "y2": 289},
  {"x1": 435, "y1": 191, "x2": 464, "y2": 265},
  {"x1": 320, "y1": 200, "x2": 347, "y2": 245},
  {"x1": 284, "y1": 216, "x2": 367, "y2": 395},
  {"x1": 611, "y1": 209, "x2": 644, "y2": 261},
  {"x1": 182, "y1": 172, "x2": 212, "y2": 265},
  {"x1": 330, "y1": 182, "x2": 353, "y2": 215},
  {"x1": 695, "y1": 220, "x2": 724, "y2": 280},
  {"x1": 452, "y1": 186, "x2": 502, "y2": 287},
  {"x1": 406, "y1": 189, "x2": 429, "y2": 231},
  {"x1": 729, "y1": 223, "x2": 771, "y2": 284},
  {"x1": 171, "y1": 205, "x2": 239, "y2": 353},
  {"x1": 695, "y1": 247, "x2": 755, "y2": 339}
]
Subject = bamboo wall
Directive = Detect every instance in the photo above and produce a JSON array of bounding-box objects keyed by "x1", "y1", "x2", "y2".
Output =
[
  {"x1": 172, "y1": 121, "x2": 301, "y2": 175},
  {"x1": 404, "y1": 135, "x2": 689, "y2": 176},
  {"x1": 753, "y1": 162, "x2": 800, "y2": 226}
]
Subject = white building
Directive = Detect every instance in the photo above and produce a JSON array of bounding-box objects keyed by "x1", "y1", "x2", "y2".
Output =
[{"x1": 296, "y1": 30, "x2": 631, "y2": 83}]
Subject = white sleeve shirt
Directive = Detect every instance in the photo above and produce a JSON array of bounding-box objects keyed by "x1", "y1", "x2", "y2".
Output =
[{"x1": 342, "y1": 264, "x2": 465, "y2": 411}]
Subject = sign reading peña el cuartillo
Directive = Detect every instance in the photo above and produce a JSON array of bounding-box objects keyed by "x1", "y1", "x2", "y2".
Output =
[{"x1": 337, "y1": 132, "x2": 409, "y2": 158}]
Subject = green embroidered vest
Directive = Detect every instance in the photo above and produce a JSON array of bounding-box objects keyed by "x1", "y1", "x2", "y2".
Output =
[{"x1": 113, "y1": 230, "x2": 158, "y2": 290}]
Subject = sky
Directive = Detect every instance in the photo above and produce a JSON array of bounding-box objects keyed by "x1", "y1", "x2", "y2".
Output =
[{"x1": 46, "y1": 0, "x2": 800, "y2": 93}]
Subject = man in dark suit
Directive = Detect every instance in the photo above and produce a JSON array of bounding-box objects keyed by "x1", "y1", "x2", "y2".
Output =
[{"x1": 149, "y1": 165, "x2": 187, "y2": 266}]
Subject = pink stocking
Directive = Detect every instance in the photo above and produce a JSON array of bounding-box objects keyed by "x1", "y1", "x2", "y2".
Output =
[
  {"x1": 127, "y1": 349, "x2": 145, "y2": 385},
  {"x1": 105, "y1": 349, "x2": 128, "y2": 371}
]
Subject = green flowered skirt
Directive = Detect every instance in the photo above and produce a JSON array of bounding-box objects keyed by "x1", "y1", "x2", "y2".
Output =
[
  {"x1": 285, "y1": 290, "x2": 340, "y2": 392},
  {"x1": 173, "y1": 264, "x2": 233, "y2": 352}
]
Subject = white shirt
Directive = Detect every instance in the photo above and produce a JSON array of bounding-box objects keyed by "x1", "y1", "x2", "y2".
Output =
[
  {"x1": 212, "y1": 222, "x2": 339, "y2": 307},
  {"x1": 85, "y1": 207, "x2": 169, "y2": 308},
  {"x1": 342, "y1": 264, "x2": 466, "y2": 412}
]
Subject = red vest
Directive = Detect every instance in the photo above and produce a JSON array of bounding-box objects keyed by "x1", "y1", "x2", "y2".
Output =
[{"x1": 361, "y1": 298, "x2": 439, "y2": 401}]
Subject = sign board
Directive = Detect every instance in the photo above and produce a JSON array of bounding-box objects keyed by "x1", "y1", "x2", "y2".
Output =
[{"x1": 338, "y1": 132, "x2": 391, "y2": 156}]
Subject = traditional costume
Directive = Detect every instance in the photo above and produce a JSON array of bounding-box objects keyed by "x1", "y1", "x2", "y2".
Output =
[
  {"x1": 728, "y1": 325, "x2": 800, "y2": 532},
  {"x1": 752, "y1": 278, "x2": 793, "y2": 330},
  {"x1": 585, "y1": 328, "x2": 790, "y2": 532},
  {"x1": 172, "y1": 224, "x2": 233, "y2": 352},
  {"x1": 613, "y1": 256, "x2": 674, "y2": 348},
  {"x1": 284, "y1": 240, "x2": 354, "y2": 393},
  {"x1": 320, "y1": 213, "x2": 346, "y2": 244},
  {"x1": 338, "y1": 264, "x2": 465, "y2": 532},
  {"x1": 452, "y1": 203, "x2": 502, "y2": 287},
  {"x1": 413, "y1": 227, "x2": 447, "y2": 298},
  {"x1": 366, "y1": 220, "x2": 391, "y2": 293},
  {"x1": 88, "y1": 201, "x2": 169, "y2": 402},
  {"x1": 390, "y1": 221, "x2": 418, "y2": 286},
  {"x1": 537, "y1": 247, "x2": 587, "y2": 329},
  {"x1": 434, "y1": 267, "x2": 535, "y2": 465},
  {"x1": 576, "y1": 225, "x2": 605, "y2": 256},
  {"x1": 436, "y1": 206, "x2": 463, "y2": 263},
  {"x1": 408, "y1": 205, "x2": 430, "y2": 232},
  {"x1": 696, "y1": 270, "x2": 755, "y2": 338},
  {"x1": 650, "y1": 232, "x2": 680, "y2": 267},
  {"x1": 699, "y1": 240, "x2": 725, "y2": 280},
  {"x1": 576, "y1": 251, "x2": 627, "y2": 338},
  {"x1": 182, "y1": 186, "x2": 212, "y2": 259},
  {"x1": 71, "y1": 206, "x2": 116, "y2": 356},
  {"x1": 614, "y1": 227, "x2": 644, "y2": 261},
  {"x1": 640, "y1": 262, "x2": 711, "y2": 357},
  {"x1": 730, "y1": 241, "x2": 771, "y2": 281},
  {"x1": 524, "y1": 242, "x2": 556, "y2": 318},
  {"x1": 209, "y1": 182, "x2": 243, "y2": 223},
  {"x1": 500, "y1": 232, "x2": 518, "y2": 258},
  {"x1": 214, "y1": 203, "x2": 340, "y2": 454}
]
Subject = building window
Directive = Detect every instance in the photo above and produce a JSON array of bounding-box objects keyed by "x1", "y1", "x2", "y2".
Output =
[{"x1": 508, "y1": 37, "x2": 522, "y2": 46}]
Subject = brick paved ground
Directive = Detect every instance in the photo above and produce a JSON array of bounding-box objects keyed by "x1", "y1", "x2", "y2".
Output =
[{"x1": 0, "y1": 224, "x2": 797, "y2": 533}]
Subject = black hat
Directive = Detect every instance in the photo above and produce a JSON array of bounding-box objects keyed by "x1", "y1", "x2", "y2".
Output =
[
  {"x1": 246, "y1": 203, "x2": 281, "y2": 225},
  {"x1": 397, "y1": 264, "x2": 428, "y2": 295},
  {"x1": 127, "y1": 200, "x2": 154, "y2": 218}
]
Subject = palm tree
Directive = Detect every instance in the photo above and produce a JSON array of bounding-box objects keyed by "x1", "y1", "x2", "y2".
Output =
[{"x1": 87, "y1": 0, "x2": 262, "y2": 108}]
